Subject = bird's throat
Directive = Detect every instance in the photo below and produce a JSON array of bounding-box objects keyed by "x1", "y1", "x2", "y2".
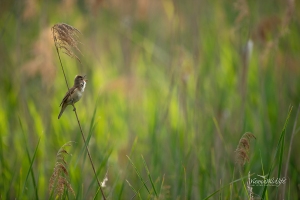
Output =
[{"x1": 81, "y1": 81, "x2": 86, "y2": 92}]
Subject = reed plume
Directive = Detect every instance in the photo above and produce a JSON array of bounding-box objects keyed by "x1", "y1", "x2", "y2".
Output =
[
  {"x1": 234, "y1": 132, "x2": 256, "y2": 167},
  {"x1": 51, "y1": 23, "x2": 82, "y2": 62},
  {"x1": 49, "y1": 141, "x2": 75, "y2": 198}
]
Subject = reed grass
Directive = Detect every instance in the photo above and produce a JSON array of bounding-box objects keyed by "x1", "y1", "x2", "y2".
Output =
[
  {"x1": 52, "y1": 23, "x2": 106, "y2": 199},
  {"x1": 0, "y1": 0, "x2": 299, "y2": 199},
  {"x1": 49, "y1": 141, "x2": 75, "y2": 199}
]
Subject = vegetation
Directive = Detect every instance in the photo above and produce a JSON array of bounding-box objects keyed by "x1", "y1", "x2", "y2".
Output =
[{"x1": 0, "y1": 0, "x2": 299, "y2": 199}]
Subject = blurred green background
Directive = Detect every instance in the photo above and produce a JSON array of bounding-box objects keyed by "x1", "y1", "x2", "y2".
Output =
[{"x1": 0, "y1": 0, "x2": 300, "y2": 199}]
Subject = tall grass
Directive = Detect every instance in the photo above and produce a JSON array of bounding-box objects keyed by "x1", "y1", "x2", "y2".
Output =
[{"x1": 0, "y1": 0, "x2": 299, "y2": 199}]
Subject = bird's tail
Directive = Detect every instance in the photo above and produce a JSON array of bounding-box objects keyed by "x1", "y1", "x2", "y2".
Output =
[{"x1": 58, "y1": 104, "x2": 67, "y2": 119}]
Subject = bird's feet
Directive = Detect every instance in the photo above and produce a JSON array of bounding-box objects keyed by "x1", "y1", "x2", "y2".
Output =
[{"x1": 71, "y1": 99, "x2": 76, "y2": 111}]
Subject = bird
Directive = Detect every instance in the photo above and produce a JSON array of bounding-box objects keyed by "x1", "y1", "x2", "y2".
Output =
[{"x1": 58, "y1": 75, "x2": 87, "y2": 119}]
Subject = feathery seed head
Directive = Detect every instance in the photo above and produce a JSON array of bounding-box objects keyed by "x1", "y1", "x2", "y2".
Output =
[
  {"x1": 52, "y1": 23, "x2": 82, "y2": 62},
  {"x1": 234, "y1": 132, "x2": 256, "y2": 167}
]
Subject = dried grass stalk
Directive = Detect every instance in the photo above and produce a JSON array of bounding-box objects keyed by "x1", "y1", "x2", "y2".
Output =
[
  {"x1": 49, "y1": 141, "x2": 75, "y2": 198},
  {"x1": 247, "y1": 171, "x2": 254, "y2": 200}
]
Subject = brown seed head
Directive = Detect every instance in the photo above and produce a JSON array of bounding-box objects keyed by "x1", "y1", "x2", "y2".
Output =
[
  {"x1": 49, "y1": 141, "x2": 75, "y2": 198},
  {"x1": 51, "y1": 23, "x2": 82, "y2": 62},
  {"x1": 235, "y1": 132, "x2": 256, "y2": 167}
]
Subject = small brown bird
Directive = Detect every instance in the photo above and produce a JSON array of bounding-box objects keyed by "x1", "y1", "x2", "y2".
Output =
[{"x1": 58, "y1": 75, "x2": 87, "y2": 119}]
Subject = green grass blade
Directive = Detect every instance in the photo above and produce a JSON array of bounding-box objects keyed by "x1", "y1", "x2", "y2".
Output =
[
  {"x1": 158, "y1": 174, "x2": 165, "y2": 198},
  {"x1": 93, "y1": 187, "x2": 101, "y2": 200},
  {"x1": 203, "y1": 173, "x2": 252, "y2": 200},
  {"x1": 75, "y1": 98, "x2": 100, "y2": 193},
  {"x1": 78, "y1": 99, "x2": 99, "y2": 165},
  {"x1": 141, "y1": 155, "x2": 158, "y2": 197},
  {"x1": 259, "y1": 150, "x2": 268, "y2": 198},
  {"x1": 127, "y1": 155, "x2": 151, "y2": 195},
  {"x1": 19, "y1": 117, "x2": 39, "y2": 199},
  {"x1": 184, "y1": 166, "x2": 187, "y2": 200},
  {"x1": 126, "y1": 179, "x2": 142, "y2": 200},
  {"x1": 261, "y1": 106, "x2": 292, "y2": 199},
  {"x1": 117, "y1": 137, "x2": 139, "y2": 199},
  {"x1": 88, "y1": 148, "x2": 112, "y2": 196},
  {"x1": 21, "y1": 137, "x2": 40, "y2": 198},
  {"x1": 278, "y1": 133, "x2": 285, "y2": 179}
]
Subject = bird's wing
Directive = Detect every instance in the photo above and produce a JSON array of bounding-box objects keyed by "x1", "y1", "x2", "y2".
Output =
[{"x1": 59, "y1": 87, "x2": 76, "y2": 107}]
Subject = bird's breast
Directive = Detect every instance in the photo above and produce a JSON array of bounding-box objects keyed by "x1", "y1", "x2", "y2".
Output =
[{"x1": 69, "y1": 89, "x2": 82, "y2": 104}]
